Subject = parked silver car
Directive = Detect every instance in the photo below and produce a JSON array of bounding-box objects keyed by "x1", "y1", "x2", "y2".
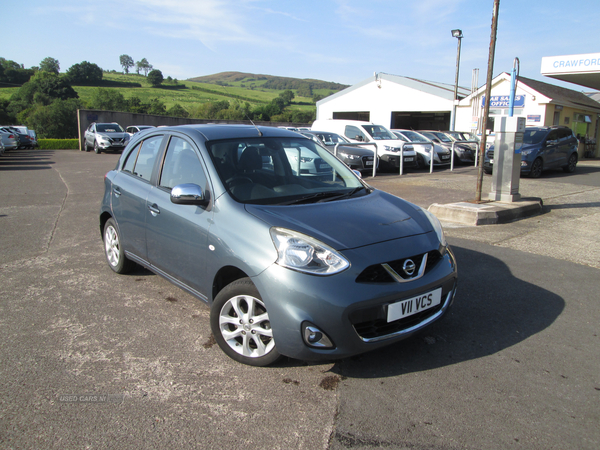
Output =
[
  {"x1": 125, "y1": 125, "x2": 155, "y2": 136},
  {"x1": 83, "y1": 122, "x2": 129, "y2": 153},
  {"x1": 0, "y1": 128, "x2": 19, "y2": 151},
  {"x1": 392, "y1": 130, "x2": 451, "y2": 169},
  {"x1": 421, "y1": 131, "x2": 475, "y2": 164},
  {"x1": 100, "y1": 125, "x2": 458, "y2": 366}
]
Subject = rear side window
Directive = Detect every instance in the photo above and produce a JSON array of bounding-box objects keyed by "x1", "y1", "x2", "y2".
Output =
[{"x1": 122, "y1": 135, "x2": 163, "y2": 181}]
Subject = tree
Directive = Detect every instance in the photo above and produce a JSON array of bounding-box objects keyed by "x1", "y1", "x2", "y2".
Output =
[
  {"x1": 21, "y1": 98, "x2": 83, "y2": 139},
  {"x1": 39, "y1": 57, "x2": 60, "y2": 75},
  {"x1": 279, "y1": 90, "x2": 295, "y2": 106},
  {"x1": 147, "y1": 69, "x2": 164, "y2": 87},
  {"x1": 147, "y1": 98, "x2": 166, "y2": 115},
  {"x1": 66, "y1": 61, "x2": 103, "y2": 84},
  {"x1": 119, "y1": 54, "x2": 134, "y2": 74},
  {"x1": 167, "y1": 104, "x2": 189, "y2": 118},
  {"x1": 136, "y1": 58, "x2": 152, "y2": 76},
  {"x1": 89, "y1": 88, "x2": 127, "y2": 111}
]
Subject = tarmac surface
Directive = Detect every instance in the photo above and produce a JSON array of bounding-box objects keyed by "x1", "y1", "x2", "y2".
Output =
[{"x1": 1, "y1": 149, "x2": 599, "y2": 449}]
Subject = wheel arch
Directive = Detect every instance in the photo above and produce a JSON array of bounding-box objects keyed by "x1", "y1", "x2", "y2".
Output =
[
  {"x1": 212, "y1": 266, "x2": 250, "y2": 304},
  {"x1": 99, "y1": 211, "x2": 113, "y2": 239}
]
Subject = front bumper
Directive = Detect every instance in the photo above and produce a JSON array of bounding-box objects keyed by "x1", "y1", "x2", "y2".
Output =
[
  {"x1": 381, "y1": 154, "x2": 418, "y2": 169},
  {"x1": 252, "y1": 233, "x2": 458, "y2": 361}
]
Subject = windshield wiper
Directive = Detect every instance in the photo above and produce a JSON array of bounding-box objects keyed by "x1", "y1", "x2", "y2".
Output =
[{"x1": 280, "y1": 187, "x2": 366, "y2": 205}]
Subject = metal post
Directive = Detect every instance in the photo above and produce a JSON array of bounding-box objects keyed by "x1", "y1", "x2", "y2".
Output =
[
  {"x1": 451, "y1": 29, "x2": 463, "y2": 132},
  {"x1": 399, "y1": 148, "x2": 404, "y2": 176},
  {"x1": 429, "y1": 148, "x2": 434, "y2": 173},
  {"x1": 476, "y1": 0, "x2": 500, "y2": 203},
  {"x1": 450, "y1": 142, "x2": 455, "y2": 171}
]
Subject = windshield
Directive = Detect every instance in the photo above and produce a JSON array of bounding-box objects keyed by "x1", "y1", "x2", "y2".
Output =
[
  {"x1": 97, "y1": 124, "x2": 124, "y2": 133},
  {"x1": 207, "y1": 137, "x2": 366, "y2": 205},
  {"x1": 400, "y1": 131, "x2": 429, "y2": 143},
  {"x1": 522, "y1": 129, "x2": 547, "y2": 145},
  {"x1": 426, "y1": 132, "x2": 451, "y2": 143},
  {"x1": 362, "y1": 125, "x2": 397, "y2": 140}
]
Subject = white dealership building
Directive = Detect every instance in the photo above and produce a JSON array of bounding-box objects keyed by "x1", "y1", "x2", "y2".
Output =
[{"x1": 316, "y1": 53, "x2": 600, "y2": 157}]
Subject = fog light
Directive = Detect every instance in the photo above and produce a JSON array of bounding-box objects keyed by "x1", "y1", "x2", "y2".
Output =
[{"x1": 302, "y1": 322, "x2": 334, "y2": 349}]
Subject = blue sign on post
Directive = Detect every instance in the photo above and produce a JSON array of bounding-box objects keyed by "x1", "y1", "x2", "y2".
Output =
[{"x1": 482, "y1": 95, "x2": 525, "y2": 108}]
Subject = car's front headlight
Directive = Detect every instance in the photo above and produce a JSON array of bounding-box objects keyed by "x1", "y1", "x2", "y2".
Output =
[
  {"x1": 270, "y1": 227, "x2": 349, "y2": 275},
  {"x1": 339, "y1": 152, "x2": 359, "y2": 160},
  {"x1": 420, "y1": 208, "x2": 447, "y2": 248}
]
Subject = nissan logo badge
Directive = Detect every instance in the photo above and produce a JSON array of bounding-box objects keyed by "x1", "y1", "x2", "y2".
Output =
[{"x1": 403, "y1": 259, "x2": 416, "y2": 276}]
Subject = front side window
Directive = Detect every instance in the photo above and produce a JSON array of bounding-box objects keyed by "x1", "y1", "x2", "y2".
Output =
[
  {"x1": 345, "y1": 126, "x2": 367, "y2": 142},
  {"x1": 160, "y1": 137, "x2": 207, "y2": 190}
]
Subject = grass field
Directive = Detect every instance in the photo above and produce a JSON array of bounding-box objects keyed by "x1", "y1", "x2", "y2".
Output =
[{"x1": 0, "y1": 71, "x2": 327, "y2": 113}]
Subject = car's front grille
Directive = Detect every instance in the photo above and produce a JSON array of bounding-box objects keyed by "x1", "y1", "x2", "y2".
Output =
[
  {"x1": 356, "y1": 250, "x2": 442, "y2": 283},
  {"x1": 351, "y1": 302, "x2": 444, "y2": 340}
]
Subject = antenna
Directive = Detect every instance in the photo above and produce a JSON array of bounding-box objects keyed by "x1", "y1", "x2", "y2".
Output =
[{"x1": 246, "y1": 114, "x2": 263, "y2": 137}]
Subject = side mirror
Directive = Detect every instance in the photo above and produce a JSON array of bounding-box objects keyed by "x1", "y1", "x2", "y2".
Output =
[{"x1": 171, "y1": 183, "x2": 208, "y2": 206}]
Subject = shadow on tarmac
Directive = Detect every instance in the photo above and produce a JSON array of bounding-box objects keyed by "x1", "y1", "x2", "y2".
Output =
[
  {"x1": 0, "y1": 149, "x2": 56, "y2": 170},
  {"x1": 328, "y1": 244, "x2": 565, "y2": 379}
]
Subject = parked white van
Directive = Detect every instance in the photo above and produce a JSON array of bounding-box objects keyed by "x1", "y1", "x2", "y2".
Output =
[{"x1": 311, "y1": 119, "x2": 417, "y2": 170}]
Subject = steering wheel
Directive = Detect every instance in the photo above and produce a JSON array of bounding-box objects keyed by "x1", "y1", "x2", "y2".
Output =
[{"x1": 226, "y1": 176, "x2": 253, "y2": 188}]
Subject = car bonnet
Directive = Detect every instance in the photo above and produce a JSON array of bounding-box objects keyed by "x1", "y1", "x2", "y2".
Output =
[{"x1": 244, "y1": 190, "x2": 431, "y2": 250}]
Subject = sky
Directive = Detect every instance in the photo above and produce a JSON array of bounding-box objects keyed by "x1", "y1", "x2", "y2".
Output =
[{"x1": 2, "y1": 0, "x2": 600, "y2": 91}]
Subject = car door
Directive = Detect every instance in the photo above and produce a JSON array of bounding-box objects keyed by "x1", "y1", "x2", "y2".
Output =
[
  {"x1": 145, "y1": 135, "x2": 213, "y2": 298},
  {"x1": 110, "y1": 134, "x2": 165, "y2": 261},
  {"x1": 556, "y1": 129, "x2": 573, "y2": 166},
  {"x1": 543, "y1": 129, "x2": 560, "y2": 167}
]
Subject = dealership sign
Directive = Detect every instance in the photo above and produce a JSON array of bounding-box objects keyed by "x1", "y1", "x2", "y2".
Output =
[
  {"x1": 541, "y1": 53, "x2": 600, "y2": 74},
  {"x1": 481, "y1": 95, "x2": 525, "y2": 108}
]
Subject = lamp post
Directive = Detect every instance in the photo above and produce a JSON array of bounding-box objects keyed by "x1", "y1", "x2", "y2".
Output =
[{"x1": 451, "y1": 29, "x2": 463, "y2": 131}]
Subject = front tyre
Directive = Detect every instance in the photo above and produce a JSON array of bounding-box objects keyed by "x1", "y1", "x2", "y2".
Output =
[
  {"x1": 103, "y1": 218, "x2": 134, "y2": 274},
  {"x1": 528, "y1": 158, "x2": 543, "y2": 178},
  {"x1": 210, "y1": 278, "x2": 281, "y2": 366},
  {"x1": 94, "y1": 140, "x2": 102, "y2": 154}
]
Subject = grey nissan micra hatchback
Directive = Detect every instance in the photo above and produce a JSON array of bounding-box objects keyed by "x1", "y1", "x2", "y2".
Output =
[{"x1": 100, "y1": 124, "x2": 457, "y2": 366}]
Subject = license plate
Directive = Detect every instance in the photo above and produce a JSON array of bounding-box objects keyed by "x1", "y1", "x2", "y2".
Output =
[
  {"x1": 490, "y1": 159, "x2": 494, "y2": 164},
  {"x1": 387, "y1": 288, "x2": 442, "y2": 322},
  {"x1": 366, "y1": 161, "x2": 373, "y2": 166},
  {"x1": 404, "y1": 157, "x2": 414, "y2": 162},
  {"x1": 319, "y1": 164, "x2": 331, "y2": 170}
]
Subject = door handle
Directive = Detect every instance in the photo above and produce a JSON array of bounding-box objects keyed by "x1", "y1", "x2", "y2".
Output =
[
  {"x1": 148, "y1": 203, "x2": 160, "y2": 216},
  {"x1": 113, "y1": 187, "x2": 121, "y2": 197}
]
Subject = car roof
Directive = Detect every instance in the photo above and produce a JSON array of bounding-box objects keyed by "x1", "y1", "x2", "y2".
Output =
[{"x1": 150, "y1": 124, "x2": 307, "y2": 142}]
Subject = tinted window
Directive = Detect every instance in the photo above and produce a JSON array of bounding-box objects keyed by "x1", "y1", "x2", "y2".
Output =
[
  {"x1": 345, "y1": 126, "x2": 367, "y2": 141},
  {"x1": 546, "y1": 130, "x2": 559, "y2": 143},
  {"x1": 132, "y1": 135, "x2": 163, "y2": 181},
  {"x1": 122, "y1": 142, "x2": 140, "y2": 174},
  {"x1": 159, "y1": 137, "x2": 207, "y2": 190}
]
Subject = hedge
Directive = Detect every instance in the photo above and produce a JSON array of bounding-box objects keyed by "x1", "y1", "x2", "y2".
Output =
[{"x1": 38, "y1": 139, "x2": 79, "y2": 150}]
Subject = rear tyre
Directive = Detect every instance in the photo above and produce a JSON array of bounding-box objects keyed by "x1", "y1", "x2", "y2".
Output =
[
  {"x1": 210, "y1": 278, "x2": 281, "y2": 367},
  {"x1": 103, "y1": 218, "x2": 134, "y2": 274},
  {"x1": 563, "y1": 153, "x2": 577, "y2": 173}
]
